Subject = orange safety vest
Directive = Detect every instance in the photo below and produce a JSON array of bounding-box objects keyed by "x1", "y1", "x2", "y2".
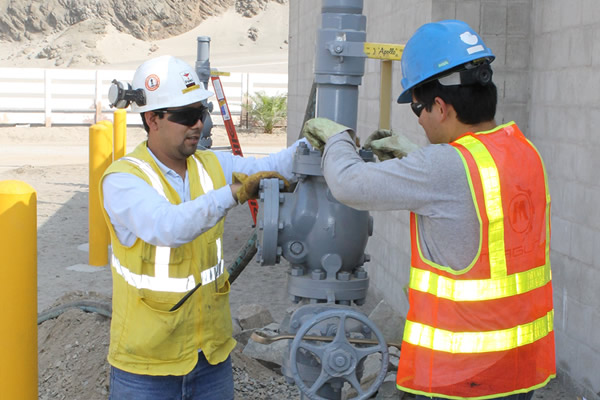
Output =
[{"x1": 396, "y1": 122, "x2": 555, "y2": 399}]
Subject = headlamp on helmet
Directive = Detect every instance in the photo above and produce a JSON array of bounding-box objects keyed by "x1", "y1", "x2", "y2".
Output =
[
  {"x1": 108, "y1": 79, "x2": 146, "y2": 109},
  {"x1": 437, "y1": 60, "x2": 494, "y2": 87}
]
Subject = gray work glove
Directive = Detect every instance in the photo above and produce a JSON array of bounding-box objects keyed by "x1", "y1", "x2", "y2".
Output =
[
  {"x1": 302, "y1": 117, "x2": 355, "y2": 151},
  {"x1": 363, "y1": 129, "x2": 418, "y2": 161}
]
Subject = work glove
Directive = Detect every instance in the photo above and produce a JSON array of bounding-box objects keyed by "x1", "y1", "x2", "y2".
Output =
[
  {"x1": 301, "y1": 117, "x2": 355, "y2": 151},
  {"x1": 363, "y1": 129, "x2": 419, "y2": 161},
  {"x1": 232, "y1": 171, "x2": 290, "y2": 204}
]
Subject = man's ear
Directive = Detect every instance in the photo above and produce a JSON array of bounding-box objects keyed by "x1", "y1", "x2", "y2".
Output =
[
  {"x1": 145, "y1": 111, "x2": 161, "y2": 132},
  {"x1": 433, "y1": 96, "x2": 452, "y2": 122}
]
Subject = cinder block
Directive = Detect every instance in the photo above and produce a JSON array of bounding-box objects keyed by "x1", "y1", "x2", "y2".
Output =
[
  {"x1": 507, "y1": 1, "x2": 530, "y2": 36},
  {"x1": 590, "y1": 311, "x2": 600, "y2": 354},
  {"x1": 568, "y1": 26, "x2": 594, "y2": 67},
  {"x1": 574, "y1": 146, "x2": 597, "y2": 186},
  {"x1": 578, "y1": 264, "x2": 600, "y2": 308},
  {"x1": 484, "y1": 35, "x2": 506, "y2": 68},
  {"x1": 481, "y1": 2, "x2": 507, "y2": 35},
  {"x1": 565, "y1": 296, "x2": 590, "y2": 343},
  {"x1": 531, "y1": 33, "x2": 552, "y2": 69},
  {"x1": 583, "y1": 0, "x2": 600, "y2": 25},
  {"x1": 555, "y1": 330, "x2": 578, "y2": 373},
  {"x1": 541, "y1": 1, "x2": 562, "y2": 34},
  {"x1": 588, "y1": 108, "x2": 600, "y2": 146},
  {"x1": 594, "y1": 228, "x2": 600, "y2": 269},
  {"x1": 575, "y1": 344, "x2": 600, "y2": 395},
  {"x1": 561, "y1": 256, "x2": 582, "y2": 305},
  {"x1": 551, "y1": 217, "x2": 572, "y2": 257},
  {"x1": 431, "y1": 0, "x2": 456, "y2": 21},
  {"x1": 503, "y1": 71, "x2": 529, "y2": 102},
  {"x1": 552, "y1": 282, "x2": 564, "y2": 328},
  {"x1": 560, "y1": 0, "x2": 583, "y2": 28},
  {"x1": 506, "y1": 38, "x2": 530, "y2": 69},
  {"x1": 584, "y1": 187, "x2": 600, "y2": 232},
  {"x1": 456, "y1": 0, "x2": 481, "y2": 31}
]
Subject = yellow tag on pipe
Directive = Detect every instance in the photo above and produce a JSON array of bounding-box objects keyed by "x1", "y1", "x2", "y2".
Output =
[{"x1": 364, "y1": 42, "x2": 405, "y2": 61}]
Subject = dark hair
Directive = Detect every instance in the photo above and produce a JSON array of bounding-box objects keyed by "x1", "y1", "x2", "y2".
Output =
[
  {"x1": 140, "y1": 112, "x2": 164, "y2": 133},
  {"x1": 413, "y1": 78, "x2": 497, "y2": 125}
]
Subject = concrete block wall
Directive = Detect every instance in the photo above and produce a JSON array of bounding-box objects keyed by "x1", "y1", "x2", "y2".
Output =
[
  {"x1": 288, "y1": 1, "x2": 600, "y2": 398},
  {"x1": 529, "y1": 1, "x2": 600, "y2": 399}
]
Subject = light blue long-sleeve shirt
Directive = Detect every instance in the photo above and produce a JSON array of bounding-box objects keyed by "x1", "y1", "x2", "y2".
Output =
[{"x1": 102, "y1": 140, "x2": 306, "y2": 248}]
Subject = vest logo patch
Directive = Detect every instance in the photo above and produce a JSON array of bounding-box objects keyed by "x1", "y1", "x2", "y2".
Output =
[{"x1": 509, "y1": 190, "x2": 533, "y2": 233}]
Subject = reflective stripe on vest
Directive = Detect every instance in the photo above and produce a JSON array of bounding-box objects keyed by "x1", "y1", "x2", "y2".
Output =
[
  {"x1": 455, "y1": 135, "x2": 507, "y2": 279},
  {"x1": 111, "y1": 156, "x2": 223, "y2": 293},
  {"x1": 409, "y1": 262, "x2": 551, "y2": 301},
  {"x1": 404, "y1": 310, "x2": 553, "y2": 353}
]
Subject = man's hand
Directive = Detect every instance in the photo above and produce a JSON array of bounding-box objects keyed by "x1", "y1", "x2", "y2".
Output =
[
  {"x1": 232, "y1": 171, "x2": 290, "y2": 204},
  {"x1": 302, "y1": 117, "x2": 354, "y2": 151},
  {"x1": 363, "y1": 129, "x2": 418, "y2": 161}
]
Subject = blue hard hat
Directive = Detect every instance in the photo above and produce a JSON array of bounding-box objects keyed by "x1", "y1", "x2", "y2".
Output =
[{"x1": 397, "y1": 20, "x2": 495, "y2": 103}]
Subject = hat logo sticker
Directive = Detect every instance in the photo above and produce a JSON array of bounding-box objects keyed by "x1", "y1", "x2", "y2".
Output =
[
  {"x1": 145, "y1": 74, "x2": 160, "y2": 91},
  {"x1": 180, "y1": 71, "x2": 197, "y2": 88},
  {"x1": 460, "y1": 31, "x2": 479, "y2": 45}
]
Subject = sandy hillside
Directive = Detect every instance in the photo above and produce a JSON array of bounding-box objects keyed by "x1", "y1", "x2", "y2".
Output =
[{"x1": 0, "y1": 1, "x2": 289, "y2": 73}]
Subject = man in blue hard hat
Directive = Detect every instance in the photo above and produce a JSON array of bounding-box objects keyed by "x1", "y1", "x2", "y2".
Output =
[{"x1": 303, "y1": 20, "x2": 555, "y2": 400}]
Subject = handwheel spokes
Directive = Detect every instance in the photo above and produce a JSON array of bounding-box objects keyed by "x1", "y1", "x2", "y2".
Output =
[
  {"x1": 297, "y1": 340, "x2": 326, "y2": 359},
  {"x1": 355, "y1": 343, "x2": 386, "y2": 362},
  {"x1": 332, "y1": 314, "x2": 350, "y2": 345},
  {"x1": 307, "y1": 368, "x2": 331, "y2": 396},
  {"x1": 345, "y1": 370, "x2": 366, "y2": 396}
]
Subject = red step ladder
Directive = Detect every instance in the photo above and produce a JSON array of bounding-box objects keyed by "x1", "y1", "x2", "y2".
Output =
[{"x1": 210, "y1": 75, "x2": 259, "y2": 225}]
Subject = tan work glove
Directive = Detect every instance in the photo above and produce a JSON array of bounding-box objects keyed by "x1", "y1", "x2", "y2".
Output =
[
  {"x1": 232, "y1": 171, "x2": 290, "y2": 204},
  {"x1": 363, "y1": 129, "x2": 419, "y2": 161},
  {"x1": 301, "y1": 117, "x2": 355, "y2": 151}
]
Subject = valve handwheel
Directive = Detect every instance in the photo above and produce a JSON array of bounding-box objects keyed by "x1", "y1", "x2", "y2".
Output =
[{"x1": 289, "y1": 309, "x2": 389, "y2": 400}]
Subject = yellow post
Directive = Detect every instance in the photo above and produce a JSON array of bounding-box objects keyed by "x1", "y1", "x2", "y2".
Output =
[
  {"x1": 113, "y1": 109, "x2": 127, "y2": 161},
  {"x1": 0, "y1": 180, "x2": 37, "y2": 399},
  {"x1": 89, "y1": 123, "x2": 112, "y2": 266},
  {"x1": 379, "y1": 60, "x2": 393, "y2": 130}
]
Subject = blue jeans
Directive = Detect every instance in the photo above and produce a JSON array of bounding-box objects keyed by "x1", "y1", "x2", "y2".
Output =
[
  {"x1": 109, "y1": 352, "x2": 234, "y2": 400},
  {"x1": 416, "y1": 391, "x2": 534, "y2": 400}
]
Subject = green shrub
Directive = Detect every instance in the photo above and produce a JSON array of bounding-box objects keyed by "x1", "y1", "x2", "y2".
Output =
[{"x1": 245, "y1": 91, "x2": 287, "y2": 134}]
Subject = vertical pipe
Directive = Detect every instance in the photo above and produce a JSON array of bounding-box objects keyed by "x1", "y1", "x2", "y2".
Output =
[
  {"x1": 195, "y1": 36, "x2": 211, "y2": 88},
  {"x1": 0, "y1": 180, "x2": 37, "y2": 400},
  {"x1": 314, "y1": 0, "x2": 366, "y2": 130},
  {"x1": 196, "y1": 36, "x2": 213, "y2": 148},
  {"x1": 113, "y1": 109, "x2": 127, "y2": 161},
  {"x1": 89, "y1": 123, "x2": 112, "y2": 266},
  {"x1": 379, "y1": 60, "x2": 392, "y2": 130}
]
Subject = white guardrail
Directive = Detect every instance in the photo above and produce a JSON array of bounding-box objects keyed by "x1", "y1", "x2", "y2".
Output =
[{"x1": 0, "y1": 67, "x2": 288, "y2": 126}]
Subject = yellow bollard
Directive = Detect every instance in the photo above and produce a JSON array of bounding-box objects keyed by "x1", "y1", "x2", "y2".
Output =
[
  {"x1": 113, "y1": 109, "x2": 127, "y2": 161},
  {"x1": 89, "y1": 124, "x2": 113, "y2": 266},
  {"x1": 0, "y1": 180, "x2": 37, "y2": 400}
]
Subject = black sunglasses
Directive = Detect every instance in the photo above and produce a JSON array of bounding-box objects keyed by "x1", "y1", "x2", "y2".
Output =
[
  {"x1": 155, "y1": 106, "x2": 209, "y2": 127},
  {"x1": 410, "y1": 102, "x2": 426, "y2": 117}
]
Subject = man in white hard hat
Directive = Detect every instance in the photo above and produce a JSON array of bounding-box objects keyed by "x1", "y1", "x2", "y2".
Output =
[
  {"x1": 303, "y1": 20, "x2": 555, "y2": 400},
  {"x1": 100, "y1": 55, "x2": 304, "y2": 399}
]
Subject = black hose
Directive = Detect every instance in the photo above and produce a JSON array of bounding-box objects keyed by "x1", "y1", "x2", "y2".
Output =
[
  {"x1": 37, "y1": 300, "x2": 112, "y2": 324},
  {"x1": 227, "y1": 228, "x2": 258, "y2": 285},
  {"x1": 40, "y1": 229, "x2": 260, "y2": 319}
]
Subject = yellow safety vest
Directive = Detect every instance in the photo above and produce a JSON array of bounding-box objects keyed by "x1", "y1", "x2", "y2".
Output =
[{"x1": 99, "y1": 142, "x2": 235, "y2": 376}]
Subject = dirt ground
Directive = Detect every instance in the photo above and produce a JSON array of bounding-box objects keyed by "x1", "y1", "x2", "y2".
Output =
[{"x1": 0, "y1": 124, "x2": 573, "y2": 399}]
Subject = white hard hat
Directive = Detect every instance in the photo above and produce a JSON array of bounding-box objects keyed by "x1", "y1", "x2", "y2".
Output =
[{"x1": 130, "y1": 55, "x2": 213, "y2": 113}]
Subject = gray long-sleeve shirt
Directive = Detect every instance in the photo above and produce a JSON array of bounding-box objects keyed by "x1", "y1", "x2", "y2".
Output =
[{"x1": 322, "y1": 132, "x2": 479, "y2": 270}]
